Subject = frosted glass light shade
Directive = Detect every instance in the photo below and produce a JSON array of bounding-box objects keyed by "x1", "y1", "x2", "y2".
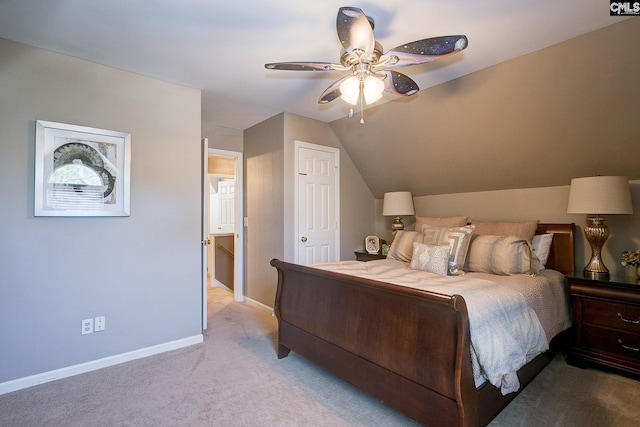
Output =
[
  {"x1": 363, "y1": 75, "x2": 384, "y2": 104},
  {"x1": 339, "y1": 76, "x2": 360, "y2": 105},
  {"x1": 339, "y1": 75, "x2": 384, "y2": 106},
  {"x1": 382, "y1": 191, "x2": 415, "y2": 216},
  {"x1": 567, "y1": 176, "x2": 633, "y2": 215}
]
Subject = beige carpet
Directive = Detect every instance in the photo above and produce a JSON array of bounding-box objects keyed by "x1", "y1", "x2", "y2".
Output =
[{"x1": 1, "y1": 287, "x2": 639, "y2": 427}]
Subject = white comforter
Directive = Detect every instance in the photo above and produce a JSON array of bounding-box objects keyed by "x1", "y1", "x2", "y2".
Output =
[{"x1": 311, "y1": 259, "x2": 570, "y2": 394}]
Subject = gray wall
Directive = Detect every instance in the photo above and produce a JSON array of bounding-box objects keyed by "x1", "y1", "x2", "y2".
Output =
[
  {"x1": 375, "y1": 182, "x2": 640, "y2": 278},
  {"x1": 202, "y1": 121, "x2": 243, "y2": 152},
  {"x1": 243, "y1": 113, "x2": 286, "y2": 306},
  {"x1": 0, "y1": 38, "x2": 202, "y2": 383},
  {"x1": 244, "y1": 113, "x2": 375, "y2": 306}
]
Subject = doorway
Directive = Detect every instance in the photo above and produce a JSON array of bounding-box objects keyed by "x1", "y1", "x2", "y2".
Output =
[
  {"x1": 208, "y1": 162, "x2": 235, "y2": 292},
  {"x1": 202, "y1": 147, "x2": 244, "y2": 330}
]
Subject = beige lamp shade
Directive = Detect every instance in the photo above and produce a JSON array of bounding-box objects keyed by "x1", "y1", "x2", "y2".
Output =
[
  {"x1": 383, "y1": 191, "x2": 414, "y2": 233},
  {"x1": 382, "y1": 191, "x2": 415, "y2": 216},
  {"x1": 567, "y1": 176, "x2": 633, "y2": 215}
]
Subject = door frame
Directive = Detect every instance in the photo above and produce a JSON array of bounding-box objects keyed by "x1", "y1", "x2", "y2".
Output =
[
  {"x1": 207, "y1": 148, "x2": 244, "y2": 303},
  {"x1": 293, "y1": 140, "x2": 340, "y2": 264}
]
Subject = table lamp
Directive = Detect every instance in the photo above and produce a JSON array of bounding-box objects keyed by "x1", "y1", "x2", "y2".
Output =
[
  {"x1": 383, "y1": 191, "x2": 415, "y2": 233},
  {"x1": 567, "y1": 176, "x2": 633, "y2": 279}
]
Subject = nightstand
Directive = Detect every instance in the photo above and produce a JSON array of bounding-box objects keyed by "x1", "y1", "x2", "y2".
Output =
[
  {"x1": 567, "y1": 273, "x2": 640, "y2": 377},
  {"x1": 354, "y1": 250, "x2": 387, "y2": 262}
]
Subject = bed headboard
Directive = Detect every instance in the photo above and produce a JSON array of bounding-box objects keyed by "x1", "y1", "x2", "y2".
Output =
[{"x1": 536, "y1": 223, "x2": 575, "y2": 276}]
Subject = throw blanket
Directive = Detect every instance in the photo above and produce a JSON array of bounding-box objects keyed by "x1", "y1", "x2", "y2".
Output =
[{"x1": 312, "y1": 260, "x2": 550, "y2": 394}]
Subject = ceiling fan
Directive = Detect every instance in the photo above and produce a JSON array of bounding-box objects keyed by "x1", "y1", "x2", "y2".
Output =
[{"x1": 265, "y1": 6, "x2": 468, "y2": 123}]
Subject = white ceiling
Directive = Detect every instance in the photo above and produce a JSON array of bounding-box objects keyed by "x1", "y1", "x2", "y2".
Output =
[{"x1": 0, "y1": 1, "x2": 627, "y2": 130}]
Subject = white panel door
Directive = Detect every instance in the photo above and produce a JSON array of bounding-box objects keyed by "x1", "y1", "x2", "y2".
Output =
[
  {"x1": 296, "y1": 144, "x2": 339, "y2": 265},
  {"x1": 217, "y1": 179, "x2": 235, "y2": 233}
]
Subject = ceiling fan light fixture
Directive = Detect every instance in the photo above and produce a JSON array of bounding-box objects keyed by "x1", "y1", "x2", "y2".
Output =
[
  {"x1": 339, "y1": 75, "x2": 360, "y2": 105},
  {"x1": 265, "y1": 7, "x2": 468, "y2": 123},
  {"x1": 363, "y1": 75, "x2": 384, "y2": 104}
]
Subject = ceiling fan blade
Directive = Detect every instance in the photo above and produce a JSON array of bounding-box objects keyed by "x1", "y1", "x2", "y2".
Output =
[
  {"x1": 380, "y1": 70, "x2": 419, "y2": 96},
  {"x1": 378, "y1": 35, "x2": 468, "y2": 67},
  {"x1": 265, "y1": 62, "x2": 345, "y2": 71},
  {"x1": 318, "y1": 75, "x2": 352, "y2": 104},
  {"x1": 336, "y1": 7, "x2": 375, "y2": 58}
]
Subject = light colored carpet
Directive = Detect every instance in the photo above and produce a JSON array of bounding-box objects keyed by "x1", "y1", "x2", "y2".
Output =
[{"x1": 1, "y1": 288, "x2": 639, "y2": 426}]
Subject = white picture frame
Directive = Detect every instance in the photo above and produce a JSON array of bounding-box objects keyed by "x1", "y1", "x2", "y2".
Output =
[
  {"x1": 365, "y1": 235, "x2": 380, "y2": 254},
  {"x1": 34, "y1": 120, "x2": 131, "y2": 217}
]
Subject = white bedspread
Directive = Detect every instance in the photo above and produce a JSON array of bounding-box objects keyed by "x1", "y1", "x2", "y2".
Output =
[{"x1": 311, "y1": 259, "x2": 570, "y2": 394}]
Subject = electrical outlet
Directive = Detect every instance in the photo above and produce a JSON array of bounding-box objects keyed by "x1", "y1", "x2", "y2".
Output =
[
  {"x1": 81, "y1": 318, "x2": 94, "y2": 335},
  {"x1": 95, "y1": 316, "x2": 106, "y2": 332}
]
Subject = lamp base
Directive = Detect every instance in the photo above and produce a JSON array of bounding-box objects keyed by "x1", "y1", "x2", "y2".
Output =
[
  {"x1": 391, "y1": 216, "x2": 405, "y2": 233},
  {"x1": 583, "y1": 215, "x2": 610, "y2": 279}
]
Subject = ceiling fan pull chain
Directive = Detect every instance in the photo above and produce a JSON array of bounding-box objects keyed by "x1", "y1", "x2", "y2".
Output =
[{"x1": 359, "y1": 78, "x2": 365, "y2": 124}]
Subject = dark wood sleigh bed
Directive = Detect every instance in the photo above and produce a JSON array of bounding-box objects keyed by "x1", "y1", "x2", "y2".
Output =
[{"x1": 270, "y1": 223, "x2": 575, "y2": 427}]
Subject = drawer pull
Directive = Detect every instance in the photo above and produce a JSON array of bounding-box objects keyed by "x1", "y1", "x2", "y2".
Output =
[
  {"x1": 618, "y1": 339, "x2": 640, "y2": 352},
  {"x1": 617, "y1": 313, "x2": 640, "y2": 324}
]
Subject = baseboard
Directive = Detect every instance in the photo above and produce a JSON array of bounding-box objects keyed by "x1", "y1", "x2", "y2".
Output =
[
  {"x1": 0, "y1": 334, "x2": 203, "y2": 395},
  {"x1": 244, "y1": 296, "x2": 273, "y2": 314}
]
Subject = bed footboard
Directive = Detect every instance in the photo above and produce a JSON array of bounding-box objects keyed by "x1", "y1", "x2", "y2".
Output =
[{"x1": 271, "y1": 259, "x2": 479, "y2": 427}]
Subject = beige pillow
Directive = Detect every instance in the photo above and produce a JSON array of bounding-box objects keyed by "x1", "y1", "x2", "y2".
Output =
[
  {"x1": 464, "y1": 235, "x2": 541, "y2": 275},
  {"x1": 422, "y1": 225, "x2": 475, "y2": 275},
  {"x1": 387, "y1": 231, "x2": 424, "y2": 262},
  {"x1": 414, "y1": 215, "x2": 469, "y2": 231},
  {"x1": 409, "y1": 243, "x2": 451, "y2": 276},
  {"x1": 471, "y1": 220, "x2": 539, "y2": 241}
]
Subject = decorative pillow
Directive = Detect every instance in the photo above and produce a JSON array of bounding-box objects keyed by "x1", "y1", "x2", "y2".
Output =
[
  {"x1": 532, "y1": 233, "x2": 554, "y2": 269},
  {"x1": 387, "y1": 231, "x2": 424, "y2": 262},
  {"x1": 409, "y1": 243, "x2": 451, "y2": 276},
  {"x1": 414, "y1": 215, "x2": 469, "y2": 231},
  {"x1": 422, "y1": 225, "x2": 475, "y2": 275},
  {"x1": 464, "y1": 235, "x2": 541, "y2": 275},
  {"x1": 470, "y1": 220, "x2": 539, "y2": 241}
]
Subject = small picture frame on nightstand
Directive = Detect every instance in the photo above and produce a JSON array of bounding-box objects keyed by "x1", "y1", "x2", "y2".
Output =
[{"x1": 365, "y1": 236, "x2": 380, "y2": 254}]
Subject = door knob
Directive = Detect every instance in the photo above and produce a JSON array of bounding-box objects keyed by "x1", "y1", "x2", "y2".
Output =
[{"x1": 300, "y1": 236, "x2": 307, "y2": 242}]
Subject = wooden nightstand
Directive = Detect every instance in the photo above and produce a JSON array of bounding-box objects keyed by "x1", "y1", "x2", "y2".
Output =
[
  {"x1": 354, "y1": 250, "x2": 387, "y2": 262},
  {"x1": 567, "y1": 273, "x2": 640, "y2": 377}
]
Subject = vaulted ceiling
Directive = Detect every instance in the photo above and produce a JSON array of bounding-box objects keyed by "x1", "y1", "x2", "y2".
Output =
[{"x1": 0, "y1": 1, "x2": 629, "y2": 131}]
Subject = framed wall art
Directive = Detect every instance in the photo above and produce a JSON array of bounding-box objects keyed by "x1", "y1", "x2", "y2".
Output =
[{"x1": 34, "y1": 120, "x2": 131, "y2": 217}]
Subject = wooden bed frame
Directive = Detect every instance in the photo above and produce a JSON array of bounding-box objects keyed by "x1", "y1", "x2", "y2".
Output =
[{"x1": 270, "y1": 223, "x2": 575, "y2": 427}]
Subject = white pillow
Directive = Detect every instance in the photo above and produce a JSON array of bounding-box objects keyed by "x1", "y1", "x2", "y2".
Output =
[
  {"x1": 409, "y1": 242, "x2": 451, "y2": 276},
  {"x1": 532, "y1": 233, "x2": 554, "y2": 269}
]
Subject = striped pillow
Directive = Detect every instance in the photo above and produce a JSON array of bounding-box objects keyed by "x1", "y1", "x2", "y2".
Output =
[
  {"x1": 422, "y1": 225, "x2": 475, "y2": 275},
  {"x1": 387, "y1": 231, "x2": 424, "y2": 262},
  {"x1": 464, "y1": 235, "x2": 541, "y2": 275}
]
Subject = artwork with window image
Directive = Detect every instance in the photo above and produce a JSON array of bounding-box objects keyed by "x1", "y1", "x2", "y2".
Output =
[{"x1": 35, "y1": 120, "x2": 131, "y2": 216}]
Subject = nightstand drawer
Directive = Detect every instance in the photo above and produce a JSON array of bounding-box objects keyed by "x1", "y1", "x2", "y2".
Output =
[
  {"x1": 583, "y1": 299, "x2": 640, "y2": 333},
  {"x1": 583, "y1": 325, "x2": 640, "y2": 361}
]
